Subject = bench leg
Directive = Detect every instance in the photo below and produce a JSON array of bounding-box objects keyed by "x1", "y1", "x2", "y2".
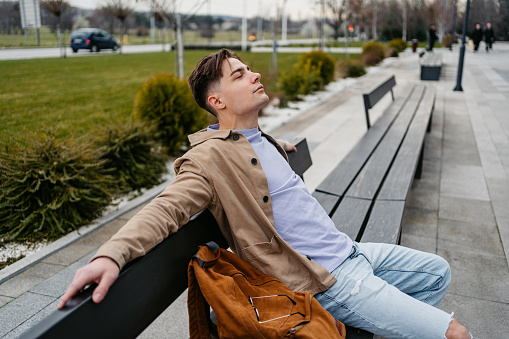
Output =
[{"x1": 415, "y1": 143, "x2": 425, "y2": 179}]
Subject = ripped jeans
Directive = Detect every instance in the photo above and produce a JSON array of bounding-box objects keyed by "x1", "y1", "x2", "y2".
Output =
[{"x1": 314, "y1": 242, "x2": 453, "y2": 339}]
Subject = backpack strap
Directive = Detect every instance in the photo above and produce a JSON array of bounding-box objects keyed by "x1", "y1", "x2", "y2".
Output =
[{"x1": 192, "y1": 241, "x2": 220, "y2": 268}]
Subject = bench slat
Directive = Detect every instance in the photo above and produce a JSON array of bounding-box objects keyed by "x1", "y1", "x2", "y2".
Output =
[
  {"x1": 315, "y1": 84, "x2": 414, "y2": 197},
  {"x1": 377, "y1": 86, "x2": 435, "y2": 201},
  {"x1": 345, "y1": 85, "x2": 425, "y2": 200},
  {"x1": 361, "y1": 200, "x2": 405, "y2": 244},
  {"x1": 331, "y1": 197, "x2": 371, "y2": 242},
  {"x1": 363, "y1": 75, "x2": 396, "y2": 110}
]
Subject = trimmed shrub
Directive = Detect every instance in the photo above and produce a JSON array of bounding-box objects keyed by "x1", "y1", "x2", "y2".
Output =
[
  {"x1": 134, "y1": 73, "x2": 209, "y2": 155},
  {"x1": 391, "y1": 38, "x2": 408, "y2": 52},
  {"x1": 94, "y1": 119, "x2": 169, "y2": 195},
  {"x1": 277, "y1": 59, "x2": 323, "y2": 104},
  {"x1": 0, "y1": 130, "x2": 115, "y2": 241},
  {"x1": 337, "y1": 59, "x2": 366, "y2": 78},
  {"x1": 298, "y1": 50, "x2": 336, "y2": 86},
  {"x1": 362, "y1": 41, "x2": 386, "y2": 65}
]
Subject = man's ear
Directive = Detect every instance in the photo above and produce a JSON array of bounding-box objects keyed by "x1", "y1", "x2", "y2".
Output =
[{"x1": 208, "y1": 93, "x2": 225, "y2": 111}]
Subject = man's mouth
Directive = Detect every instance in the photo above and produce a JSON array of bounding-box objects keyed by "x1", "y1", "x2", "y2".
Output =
[{"x1": 254, "y1": 85, "x2": 264, "y2": 93}]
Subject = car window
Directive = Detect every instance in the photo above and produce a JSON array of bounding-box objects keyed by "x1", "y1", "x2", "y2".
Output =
[
  {"x1": 70, "y1": 31, "x2": 88, "y2": 38},
  {"x1": 96, "y1": 32, "x2": 104, "y2": 37}
]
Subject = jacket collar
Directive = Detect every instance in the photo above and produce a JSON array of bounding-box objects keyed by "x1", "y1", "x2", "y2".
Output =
[{"x1": 188, "y1": 128, "x2": 233, "y2": 147}]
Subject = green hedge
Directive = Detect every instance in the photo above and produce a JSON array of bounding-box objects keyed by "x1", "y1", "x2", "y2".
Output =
[
  {"x1": 134, "y1": 73, "x2": 209, "y2": 155},
  {"x1": 0, "y1": 130, "x2": 115, "y2": 241},
  {"x1": 362, "y1": 41, "x2": 386, "y2": 65}
]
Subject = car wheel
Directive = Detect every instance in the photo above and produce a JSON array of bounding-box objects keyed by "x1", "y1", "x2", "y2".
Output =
[
  {"x1": 91, "y1": 45, "x2": 99, "y2": 53},
  {"x1": 112, "y1": 44, "x2": 118, "y2": 52},
  {"x1": 72, "y1": 48, "x2": 78, "y2": 53}
]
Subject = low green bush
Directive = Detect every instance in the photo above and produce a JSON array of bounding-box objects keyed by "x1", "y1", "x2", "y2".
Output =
[
  {"x1": 337, "y1": 59, "x2": 366, "y2": 78},
  {"x1": 390, "y1": 38, "x2": 408, "y2": 52},
  {"x1": 277, "y1": 59, "x2": 323, "y2": 104},
  {"x1": 94, "y1": 119, "x2": 169, "y2": 195},
  {"x1": 362, "y1": 41, "x2": 386, "y2": 65},
  {"x1": 134, "y1": 73, "x2": 209, "y2": 155},
  {"x1": 0, "y1": 130, "x2": 115, "y2": 241},
  {"x1": 298, "y1": 50, "x2": 336, "y2": 86}
]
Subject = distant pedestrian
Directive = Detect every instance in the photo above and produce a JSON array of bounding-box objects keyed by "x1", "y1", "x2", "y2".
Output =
[
  {"x1": 427, "y1": 24, "x2": 438, "y2": 51},
  {"x1": 471, "y1": 23, "x2": 483, "y2": 52},
  {"x1": 484, "y1": 22, "x2": 495, "y2": 52}
]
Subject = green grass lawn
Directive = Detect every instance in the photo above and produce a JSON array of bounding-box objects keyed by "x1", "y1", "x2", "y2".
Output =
[{"x1": 0, "y1": 50, "x2": 357, "y2": 144}]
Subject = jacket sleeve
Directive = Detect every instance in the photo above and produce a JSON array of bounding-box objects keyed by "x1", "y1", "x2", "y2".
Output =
[{"x1": 91, "y1": 157, "x2": 215, "y2": 269}]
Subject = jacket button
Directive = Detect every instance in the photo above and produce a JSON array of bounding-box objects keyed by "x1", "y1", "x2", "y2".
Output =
[
  {"x1": 263, "y1": 196, "x2": 269, "y2": 203},
  {"x1": 232, "y1": 134, "x2": 239, "y2": 141},
  {"x1": 251, "y1": 158, "x2": 258, "y2": 165}
]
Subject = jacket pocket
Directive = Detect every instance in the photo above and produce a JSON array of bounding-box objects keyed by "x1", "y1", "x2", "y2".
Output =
[
  {"x1": 241, "y1": 235, "x2": 311, "y2": 290},
  {"x1": 242, "y1": 235, "x2": 281, "y2": 261}
]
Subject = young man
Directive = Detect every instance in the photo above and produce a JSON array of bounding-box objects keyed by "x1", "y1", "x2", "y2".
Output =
[{"x1": 59, "y1": 49, "x2": 471, "y2": 338}]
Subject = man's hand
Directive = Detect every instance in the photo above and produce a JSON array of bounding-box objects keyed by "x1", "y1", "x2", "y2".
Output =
[
  {"x1": 58, "y1": 257, "x2": 120, "y2": 309},
  {"x1": 278, "y1": 139, "x2": 298, "y2": 153}
]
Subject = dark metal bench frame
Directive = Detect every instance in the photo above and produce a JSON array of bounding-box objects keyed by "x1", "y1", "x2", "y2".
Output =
[{"x1": 362, "y1": 75, "x2": 396, "y2": 130}]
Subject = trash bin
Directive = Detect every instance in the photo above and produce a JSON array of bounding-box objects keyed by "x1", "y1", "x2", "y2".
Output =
[{"x1": 412, "y1": 39, "x2": 418, "y2": 53}]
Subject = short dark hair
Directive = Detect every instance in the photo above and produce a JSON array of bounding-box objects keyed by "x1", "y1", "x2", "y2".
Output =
[{"x1": 188, "y1": 49, "x2": 241, "y2": 117}]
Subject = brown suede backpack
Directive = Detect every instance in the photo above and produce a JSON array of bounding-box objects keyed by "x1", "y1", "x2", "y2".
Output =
[{"x1": 188, "y1": 242, "x2": 346, "y2": 339}]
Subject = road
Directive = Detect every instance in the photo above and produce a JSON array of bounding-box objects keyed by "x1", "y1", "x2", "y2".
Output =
[
  {"x1": 0, "y1": 44, "x2": 172, "y2": 60},
  {"x1": 0, "y1": 42, "x2": 361, "y2": 60}
]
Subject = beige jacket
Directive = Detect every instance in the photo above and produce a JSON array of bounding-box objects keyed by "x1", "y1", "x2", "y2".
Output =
[{"x1": 93, "y1": 128, "x2": 336, "y2": 293}]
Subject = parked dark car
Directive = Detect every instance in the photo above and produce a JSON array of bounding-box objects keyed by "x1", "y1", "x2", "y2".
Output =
[{"x1": 69, "y1": 28, "x2": 119, "y2": 53}]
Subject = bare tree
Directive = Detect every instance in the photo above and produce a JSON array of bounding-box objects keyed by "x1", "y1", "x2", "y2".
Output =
[
  {"x1": 40, "y1": 0, "x2": 70, "y2": 57},
  {"x1": 138, "y1": 0, "x2": 207, "y2": 79},
  {"x1": 103, "y1": 0, "x2": 135, "y2": 54},
  {"x1": 323, "y1": 0, "x2": 346, "y2": 39},
  {"x1": 0, "y1": 1, "x2": 22, "y2": 35}
]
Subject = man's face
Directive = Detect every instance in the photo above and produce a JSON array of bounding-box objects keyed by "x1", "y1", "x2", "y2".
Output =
[
  {"x1": 215, "y1": 58, "x2": 269, "y2": 117},
  {"x1": 476, "y1": 24, "x2": 481, "y2": 29},
  {"x1": 487, "y1": 23, "x2": 491, "y2": 29}
]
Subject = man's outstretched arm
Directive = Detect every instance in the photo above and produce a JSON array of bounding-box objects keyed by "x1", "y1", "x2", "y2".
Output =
[{"x1": 58, "y1": 257, "x2": 120, "y2": 309}]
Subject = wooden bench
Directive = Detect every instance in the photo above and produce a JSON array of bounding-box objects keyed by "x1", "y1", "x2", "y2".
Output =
[
  {"x1": 312, "y1": 79, "x2": 435, "y2": 338},
  {"x1": 420, "y1": 52, "x2": 442, "y2": 81},
  {"x1": 23, "y1": 77, "x2": 435, "y2": 338}
]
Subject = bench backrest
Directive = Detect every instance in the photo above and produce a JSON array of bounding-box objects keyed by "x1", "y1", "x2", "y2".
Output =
[
  {"x1": 362, "y1": 75, "x2": 396, "y2": 130},
  {"x1": 21, "y1": 138, "x2": 312, "y2": 339}
]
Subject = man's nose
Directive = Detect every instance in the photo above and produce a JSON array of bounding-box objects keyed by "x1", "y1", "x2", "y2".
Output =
[{"x1": 252, "y1": 72, "x2": 261, "y2": 83}]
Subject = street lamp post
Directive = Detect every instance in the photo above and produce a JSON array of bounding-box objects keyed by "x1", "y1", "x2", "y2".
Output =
[{"x1": 453, "y1": 0, "x2": 471, "y2": 91}]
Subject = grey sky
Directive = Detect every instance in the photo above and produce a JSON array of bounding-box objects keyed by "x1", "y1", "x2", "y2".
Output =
[{"x1": 68, "y1": 0, "x2": 322, "y2": 20}]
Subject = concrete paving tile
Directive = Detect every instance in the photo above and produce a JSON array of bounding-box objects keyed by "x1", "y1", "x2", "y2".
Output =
[
  {"x1": 441, "y1": 149, "x2": 481, "y2": 166},
  {"x1": 438, "y1": 197, "x2": 496, "y2": 225},
  {"x1": 0, "y1": 295, "x2": 13, "y2": 307},
  {"x1": 2, "y1": 299, "x2": 59, "y2": 339},
  {"x1": 437, "y1": 219, "x2": 504, "y2": 256},
  {"x1": 438, "y1": 248, "x2": 509, "y2": 303},
  {"x1": 138, "y1": 290, "x2": 189, "y2": 339},
  {"x1": 0, "y1": 292, "x2": 55, "y2": 337},
  {"x1": 440, "y1": 164, "x2": 490, "y2": 201},
  {"x1": 0, "y1": 263, "x2": 65, "y2": 298},
  {"x1": 401, "y1": 206, "x2": 438, "y2": 236},
  {"x1": 440, "y1": 293, "x2": 509, "y2": 339},
  {"x1": 30, "y1": 260, "x2": 89, "y2": 298},
  {"x1": 41, "y1": 237, "x2": 102, "y2": 267},
  {"x1": 405, "y1": 190, "x2": 439, "y2": 210},
  {"x1": 399, "y1": 233, "x2": 437, "y2": 254}
]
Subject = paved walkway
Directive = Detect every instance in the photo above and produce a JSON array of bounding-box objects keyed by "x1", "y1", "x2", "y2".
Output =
[{"x1": 1, "y1": 43, "x2": 508, "y2": 338}]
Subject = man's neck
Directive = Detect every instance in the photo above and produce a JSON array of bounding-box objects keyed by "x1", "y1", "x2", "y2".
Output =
[{"x1": 217, "y1": 113, "x2": 259, "y2": 130}]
